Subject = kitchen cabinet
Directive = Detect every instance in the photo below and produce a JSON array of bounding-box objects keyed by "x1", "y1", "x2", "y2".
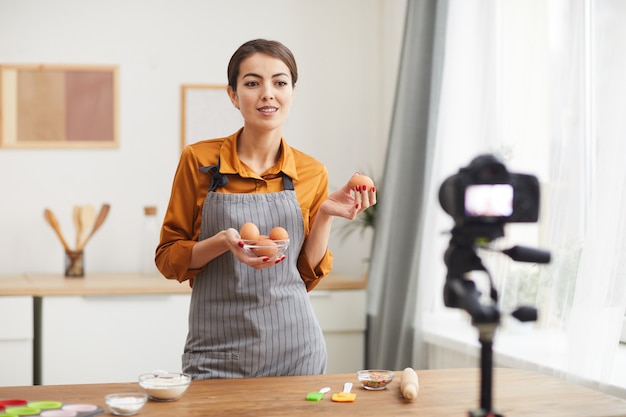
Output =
[
  {"x1": 39, "y1": 293, "x2": 190, "y2": 385},
  {"x1": 309, "y1": 289, "x2": 366, "y2": 373},
  {"x1": 40, "y1": 289, "x2": 366, "y2": 384},
  {"x1": 0, "y1": 296, "x2": 33, "y2": 386}
]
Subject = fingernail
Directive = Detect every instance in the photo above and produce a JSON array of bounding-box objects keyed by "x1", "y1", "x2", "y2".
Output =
[
  {"x1": 263, "y1": 257, "x2": 270, "y2": 262},
  {"x1": 238, "y1": 241, "x2": 244, "y2": 248},
  {"x1": 372, "y1": 186, "x2": 376, "y2": 193},
  {"x1": 355, "y1": 185, "x2": 361, "y2": 192},
  {"x1": 275, "y1": 259, "x2": 282, "y2": 264},
  {"x1": 355, "y1": 203, "x2": 360, "y2": 209},
  {"x1": 362, "y1": 185, "x2": 368, "y2": 192}
]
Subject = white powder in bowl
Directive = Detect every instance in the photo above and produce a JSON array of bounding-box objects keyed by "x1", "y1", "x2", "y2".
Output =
[
  {"x1": 139, "y1": 374, "x2": 190, "y2": 401},
  {"x1": 104, "y1": 394, "x2": 147, "y2": 416}
]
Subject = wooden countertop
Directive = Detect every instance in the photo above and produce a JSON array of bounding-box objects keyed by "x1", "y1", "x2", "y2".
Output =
[
  {"x1": 2, "y1": 368, "x2": 626, "y2": 416},
  {"x1": 0, "y1": 272, "x2": 366, "y2": 297}
]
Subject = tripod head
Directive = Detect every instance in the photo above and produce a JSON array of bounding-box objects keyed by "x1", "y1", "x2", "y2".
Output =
[{"x1": 443, "y1": 223, "x2": 549, "y2": 326}]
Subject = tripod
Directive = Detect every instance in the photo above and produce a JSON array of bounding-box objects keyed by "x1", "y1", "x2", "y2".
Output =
[{"x1": 443, "y1": 224, "x2": 547, "y2": 416}]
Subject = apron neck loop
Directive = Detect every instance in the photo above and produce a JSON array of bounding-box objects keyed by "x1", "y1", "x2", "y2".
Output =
[{"x1": 201, "y1": 159, "x2": 294, "y2": 192}]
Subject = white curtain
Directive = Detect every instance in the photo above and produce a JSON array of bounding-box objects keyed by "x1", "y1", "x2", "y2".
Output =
[{"x1": 415, "y1": 0, "x2": 626, "y2": 395}]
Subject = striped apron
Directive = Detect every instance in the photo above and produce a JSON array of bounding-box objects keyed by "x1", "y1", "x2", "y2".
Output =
[{"x1": 182, "y1": 168, "x2": 327, "y2": 379}]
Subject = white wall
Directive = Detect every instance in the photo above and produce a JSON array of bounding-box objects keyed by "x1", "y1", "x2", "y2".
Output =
[{"x1": 0, "y1": 0, "x2": 406, "y2": 277}]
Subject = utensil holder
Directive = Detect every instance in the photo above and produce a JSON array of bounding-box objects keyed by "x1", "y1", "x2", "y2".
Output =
[{"x1": 65, "y1": 250, "x2": 84, "y2": 277}]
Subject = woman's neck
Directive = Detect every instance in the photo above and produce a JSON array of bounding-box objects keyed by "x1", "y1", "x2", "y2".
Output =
[{"x1": 237, "y1": 127, "x2": 282, "y2": 176}]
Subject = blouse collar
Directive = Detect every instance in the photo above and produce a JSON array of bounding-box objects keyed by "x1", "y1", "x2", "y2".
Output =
[{"x1": 218, "y1": 128, "x2": 299, "y2": 181}]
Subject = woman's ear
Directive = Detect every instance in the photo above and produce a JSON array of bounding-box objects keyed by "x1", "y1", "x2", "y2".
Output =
[{"x1": 227, "y1": 86, "x2": 239, "y2": 109}]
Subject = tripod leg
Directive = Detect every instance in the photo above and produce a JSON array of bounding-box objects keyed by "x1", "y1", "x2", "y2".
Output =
[
  {"x1": 480, "y1": 339, "x2": 493, "y2": 411},
  {"x1": 468, "y1": 326, "x2": 503, "y2": 417}
]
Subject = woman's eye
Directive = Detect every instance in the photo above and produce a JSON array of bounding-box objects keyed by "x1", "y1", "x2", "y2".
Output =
[
  {"x1": 276, "y1": 81, "x2": 288, "y2": 87},
  {"x1": 244, "y1": 81, "x2": 259, "y2": 87}
]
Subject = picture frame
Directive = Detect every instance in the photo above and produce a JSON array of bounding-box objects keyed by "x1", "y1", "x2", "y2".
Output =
[
  {"x1": 180, "y1": 84, "x2": 243, "y2": 152},
  {"x1": 0, "y1": 64, "x2": 119, "y2": 149}
]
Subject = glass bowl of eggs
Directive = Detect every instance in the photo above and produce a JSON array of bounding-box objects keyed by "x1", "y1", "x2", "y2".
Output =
[
  {"x1": 240, "y1": 223, "x2": 290, "y2": 260},
  {"x1": 242, "y1": 239, "x2": 289, "y2": 260}
]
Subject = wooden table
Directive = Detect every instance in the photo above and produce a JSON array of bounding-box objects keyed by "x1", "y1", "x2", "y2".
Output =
[{"x1": 2, "y1": 368, "x2": 626, "y2": 416}]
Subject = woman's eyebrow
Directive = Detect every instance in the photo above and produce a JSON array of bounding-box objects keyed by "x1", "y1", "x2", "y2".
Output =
[{"x1": 242, "y1": 72, "x2": 289, "y2": 79}]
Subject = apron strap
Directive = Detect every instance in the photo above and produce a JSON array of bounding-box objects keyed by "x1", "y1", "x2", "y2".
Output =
[
  {"x1": 282, "y1": 175, "x2": 294, "y2": 190},
  {"x1": 199, "y1": 160, "x2": 228, "y2": 192}
]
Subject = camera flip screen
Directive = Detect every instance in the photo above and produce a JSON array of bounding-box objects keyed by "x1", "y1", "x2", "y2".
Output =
[{"x1": 464, "y1": 184, "x2": 513, "y2": 218}]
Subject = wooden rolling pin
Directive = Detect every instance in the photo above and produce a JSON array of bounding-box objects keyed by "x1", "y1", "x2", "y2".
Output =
[{"x1": 400, "y1": 367, "x2": 419, "y2": 401}]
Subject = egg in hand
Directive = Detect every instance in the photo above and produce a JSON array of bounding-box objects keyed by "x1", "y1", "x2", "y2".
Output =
[{"x1": 348, "y1": 173, "x2": 375, "y2": 190}]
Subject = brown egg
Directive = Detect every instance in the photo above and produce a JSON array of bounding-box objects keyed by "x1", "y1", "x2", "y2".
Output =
[
  {"x1": 240, "y1": 222, "x2": 260, "y2": 241},
  {"x1": 269, "y1": 226, "x2": 289, "y2": 241},
  {"x1": 348, "y1": 173, "x2": 375, "y2": 190},
  {"x1": 252, "y1": 238, "x2": 279, "y2": 257}
]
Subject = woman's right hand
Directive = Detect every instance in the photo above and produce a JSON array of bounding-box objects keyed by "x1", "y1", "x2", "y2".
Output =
[{"x1": 191, "y1": 228, "x2": 284, "y2": 270}]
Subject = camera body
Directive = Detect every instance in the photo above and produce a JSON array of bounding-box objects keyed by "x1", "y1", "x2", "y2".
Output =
[{"x1": 439, "y1": 154, "x2": 540, "y2": 225}]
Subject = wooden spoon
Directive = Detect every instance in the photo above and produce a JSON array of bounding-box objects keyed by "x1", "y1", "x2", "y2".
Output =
[
  {"x1": 77, "y1": 203, "x2": 110, "y2": 250},
  {"x1": 44, "y1": 208, "x2": 72, "y2": 252},
  {"x1": 73, "y1": 205, "x2": 82, "y2": 249},
  {"x1": 78, "y1": 204, "x2": 96, "y2": 248}
]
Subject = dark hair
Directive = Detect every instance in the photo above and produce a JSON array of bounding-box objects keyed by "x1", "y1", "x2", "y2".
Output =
[{"x1": 227, "y1": 39, "x2": 298, "y2": 91}]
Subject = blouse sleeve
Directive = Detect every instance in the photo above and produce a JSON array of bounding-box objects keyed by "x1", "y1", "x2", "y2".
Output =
[
  {"x1": 297, "y1": 248, "x2": 334, "y2": 291},
  {"x1": 296, "y1": 165, "x2": 334, "y2": 291},
  {"x1": 155, "y1": 146, "x2": 206, "y2": 283}
]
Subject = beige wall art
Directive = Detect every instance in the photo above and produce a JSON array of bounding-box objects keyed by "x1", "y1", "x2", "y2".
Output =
[{"x1": 0, "y1": 64, "x2": 119, "y2": 149}]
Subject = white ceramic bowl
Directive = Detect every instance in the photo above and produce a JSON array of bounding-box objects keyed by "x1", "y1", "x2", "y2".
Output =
[
  {"x1": 138, "y1": 372, "x2": 192, "y2": 401},
  {"x1": 104, "y1": 393, "x2": 147, "y2": 416},
  {"x1": 242, "y1": 239, "x2": 289, "y2": 260},
  {"x1": 356, "y1": 369, "x2": 395, "y2": 390}
]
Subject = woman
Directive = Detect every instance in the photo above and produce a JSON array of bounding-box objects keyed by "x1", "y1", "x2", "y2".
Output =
[{"x1": 156, "y1": 39, "x2": 376, "y2": 379}]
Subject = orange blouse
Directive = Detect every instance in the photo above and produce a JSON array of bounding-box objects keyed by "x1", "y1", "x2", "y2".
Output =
[{"x1": 156, "y1": 129, "x2": 334, "y2": 290}]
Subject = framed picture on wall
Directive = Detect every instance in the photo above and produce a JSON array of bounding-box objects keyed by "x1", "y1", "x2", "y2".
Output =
[
  {"x1": 180, "y1": 84, "x2": 243, "y2": 152},
  {"x1": 0, "y1": 64, "x2": 119, "y2": 149}
]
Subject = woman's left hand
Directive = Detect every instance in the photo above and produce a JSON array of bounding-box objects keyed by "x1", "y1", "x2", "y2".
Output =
[{"x1": 320, "y1": 181, "x2": 376, "y2": 220}]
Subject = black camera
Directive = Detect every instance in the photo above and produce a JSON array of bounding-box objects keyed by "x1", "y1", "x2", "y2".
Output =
[{"x1": 439, "y1": 154, "x2": 540, "y2": 225}]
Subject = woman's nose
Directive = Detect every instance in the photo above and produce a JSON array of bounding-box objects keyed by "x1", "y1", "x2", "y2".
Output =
[{"x1": 261, "y1": 84, "x2": 274, "y2": 100}]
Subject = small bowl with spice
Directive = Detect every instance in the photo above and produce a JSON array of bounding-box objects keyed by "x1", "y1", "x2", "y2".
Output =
[
  {"x1": 357, "y1": 369, "x2": 395, "y2": 390},
  {"x1": 138, "y1": 371, "x2": 192, "y2": 401},
  {"x1": 104, "y1": 392, "x2": 147, "y2": 416}
]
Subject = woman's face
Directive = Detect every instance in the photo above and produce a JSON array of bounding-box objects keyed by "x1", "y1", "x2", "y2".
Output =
[{"x1": 228, "y1": 53, "x2": 294, "y2": 133}]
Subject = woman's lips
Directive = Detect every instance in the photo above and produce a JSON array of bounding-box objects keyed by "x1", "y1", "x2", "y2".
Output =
[{"x1": 258, "y1": 106, "x2": 278, "y2": 114}]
